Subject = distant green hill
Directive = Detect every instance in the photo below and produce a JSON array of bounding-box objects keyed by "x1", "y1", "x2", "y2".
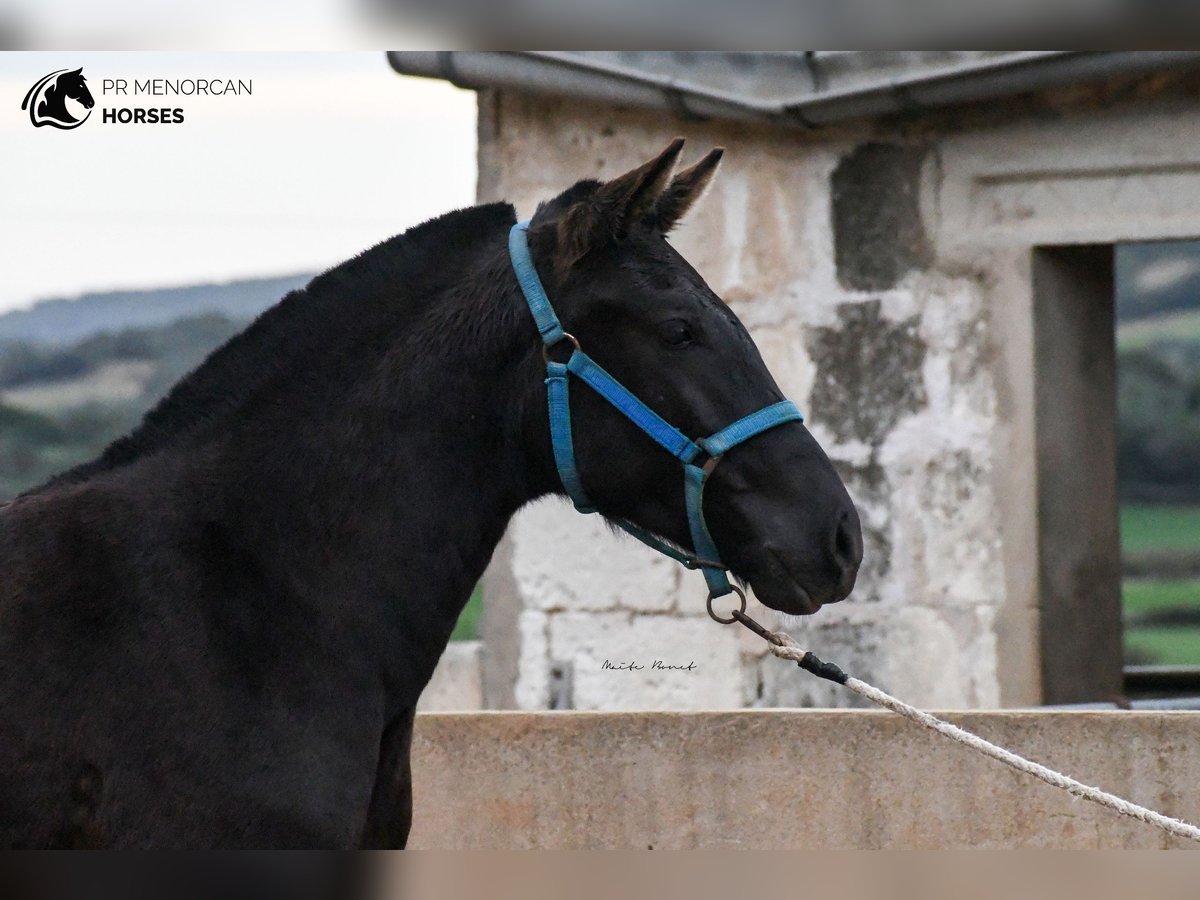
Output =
[
  {"x1": 0, "y1": 274, "x2": 313, "y2": 347},
  {"x1": 0, "y1": 271, "x2": 319, "y2": 499},
  {"x1": 0, "y1": 313, "x2": 251, "y2": 499}
]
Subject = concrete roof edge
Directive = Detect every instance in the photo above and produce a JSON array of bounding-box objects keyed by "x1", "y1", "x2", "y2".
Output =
[{"x1": 387, "y1": 50, "x2": 1200, "y2": 128}]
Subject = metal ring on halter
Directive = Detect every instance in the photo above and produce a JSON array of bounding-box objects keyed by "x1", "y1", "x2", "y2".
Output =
[
  {"x1": 542, "y1": 332, "x2": 581, "y2": 364},
  {"x1": 706, "y1": 584, "x2": 747, "y2": 624}
]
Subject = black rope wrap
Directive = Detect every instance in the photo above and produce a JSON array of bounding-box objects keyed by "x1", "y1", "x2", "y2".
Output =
[{"x1": 797, "y1": 651, "x2": 849, "y2": 685}]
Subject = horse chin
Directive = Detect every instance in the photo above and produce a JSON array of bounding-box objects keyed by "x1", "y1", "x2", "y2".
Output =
[
  {"x1": 751, "y1": 578, "x2": 822, "y2": 616},
  {"x1": 744, "y1": 551, "x2": 823, "y2": 616},
  {"x1": 739, "y1": 561, "x2": 825, "y2": 619}
]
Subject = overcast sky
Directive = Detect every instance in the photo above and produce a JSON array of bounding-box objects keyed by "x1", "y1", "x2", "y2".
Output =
[{"x1": 0, "y1": 52, "x2": 477, "y2": 313}]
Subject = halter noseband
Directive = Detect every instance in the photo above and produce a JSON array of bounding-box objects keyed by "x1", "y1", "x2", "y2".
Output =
[{"x1": 509, "y1": 220, "x2": 803, "y2": 600}]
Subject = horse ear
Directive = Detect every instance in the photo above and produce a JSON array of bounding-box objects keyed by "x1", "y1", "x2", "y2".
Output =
[
  {"x1": 594, "y1": 137, "x2": 686, "y2": 234},
  {"x1": 653, "y1": 147, "x2": 724, "y2": 233},
  {"x1": 68, "y1": 68, "x2": 83, "y2": 76},
  {"x1": 557, "y1": 138, "x2": 685, "y2": 268}
]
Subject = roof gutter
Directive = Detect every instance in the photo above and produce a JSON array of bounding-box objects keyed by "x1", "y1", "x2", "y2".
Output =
[{"x1": 387, "y1": 50, "x2": 1200, "y2": 128}]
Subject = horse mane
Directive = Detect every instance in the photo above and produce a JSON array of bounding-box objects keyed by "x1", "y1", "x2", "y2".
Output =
[
  {"x1": 38, "y1": 82, "x2": 69, "y2": 120},
  {"x1": 38, "y1": 201, "x2": 518, "y2": 491}
]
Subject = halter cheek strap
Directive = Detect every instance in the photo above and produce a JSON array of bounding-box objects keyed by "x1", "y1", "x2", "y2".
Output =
[{"x1": 509, "y1": 220, "x2": 803, "y2": 599}]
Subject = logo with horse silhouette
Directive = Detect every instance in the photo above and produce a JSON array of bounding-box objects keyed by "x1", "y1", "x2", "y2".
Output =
[{"x1": 21, "y1": 68, "x2": 95, "y2": 129}]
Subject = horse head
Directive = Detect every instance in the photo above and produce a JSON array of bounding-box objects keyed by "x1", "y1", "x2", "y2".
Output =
[
  {"x1": 57, "y1": 68, "x2": 94, "y2": 109},
  {"x1": 522, "y1": 139, "x2": 862, "y2": 616}
]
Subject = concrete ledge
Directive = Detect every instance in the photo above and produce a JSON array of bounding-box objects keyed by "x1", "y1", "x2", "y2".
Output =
[{"x1": 410, "y1": 710, "x2": 1200, "y2": 849}]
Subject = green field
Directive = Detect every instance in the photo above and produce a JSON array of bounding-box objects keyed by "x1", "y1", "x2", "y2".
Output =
[
  {"x1": 1122, "y1": 578, "x2": 1200, "y2": 664},
  {"x1": 1121, "y1": 504, "x2": 1200, "y2": 665},
  {"x1": 1120, "y1": 504, "x2": 1200, "y2": 557},
  {"x1": 1122, "y1": 578, "x2": 1200, "y2": 617},
  {"x1": 1126, "y1": 628, "x2": 1200, "y2": 666}
]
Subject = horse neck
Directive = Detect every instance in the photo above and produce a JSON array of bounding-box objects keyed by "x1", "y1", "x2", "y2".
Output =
[{"x1": 188, "y1": 242, "x2": 556, "y2": 702}]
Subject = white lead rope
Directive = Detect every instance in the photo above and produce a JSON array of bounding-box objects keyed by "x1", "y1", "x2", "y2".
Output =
[{"x1": 764, "y1": 628, "x2": 1200, "y2": 845}]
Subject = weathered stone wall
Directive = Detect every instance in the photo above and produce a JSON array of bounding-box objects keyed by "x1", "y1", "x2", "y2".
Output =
[
  {"x1": 473, "y1": 77, "x2": 1200, "y2": 710},
  {"x1": 409, "y1": 710, "x2": 1200, "y2": 849},
  {"x1": 417, "y1": 641, "x2": 483, "y2": 712}
]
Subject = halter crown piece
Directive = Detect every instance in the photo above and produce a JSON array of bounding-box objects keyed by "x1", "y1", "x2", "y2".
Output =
[{"x1": 508, "y1": 220, "x2": 803, "y2": 600}]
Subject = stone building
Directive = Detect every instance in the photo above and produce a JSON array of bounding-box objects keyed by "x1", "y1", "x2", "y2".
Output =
[{"x1": 391, "y1": 51, "x2": 1200, "y2": 710}]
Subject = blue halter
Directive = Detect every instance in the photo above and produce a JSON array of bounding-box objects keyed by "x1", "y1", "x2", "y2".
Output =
[{"x1": 509, "y1": 220, "x2": 803, "y2": 599}]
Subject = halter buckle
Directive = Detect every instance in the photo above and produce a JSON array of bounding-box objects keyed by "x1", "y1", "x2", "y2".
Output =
[
  {"x1": 542, "y1": 332, "x2": 581, "y2": 364},
  {"x1": 701, "y1": 453, "x2": 723, "y2": 476}
]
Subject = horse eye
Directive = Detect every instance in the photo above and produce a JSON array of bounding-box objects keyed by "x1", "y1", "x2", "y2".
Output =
[{"x1": 657, "y1": 319, "x2": 694, "y2": 347}]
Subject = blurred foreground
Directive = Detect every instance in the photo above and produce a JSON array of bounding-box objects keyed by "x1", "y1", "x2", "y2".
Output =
[{"x1": 0, "y1": 855, "x2": 383, "y2": 900}]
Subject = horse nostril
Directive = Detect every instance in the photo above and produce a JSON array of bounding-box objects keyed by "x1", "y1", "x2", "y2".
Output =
[{"x1": 832, "y1": 510, "x2": 863, "y2": 574}]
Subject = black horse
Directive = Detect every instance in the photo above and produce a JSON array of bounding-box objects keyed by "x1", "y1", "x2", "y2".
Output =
[
  {"x1": 25, "y1": 68, "x2": 94, "y2": 128},
  {"x1": 0, "y1": 141, "x2": 861, "y2": 848}
]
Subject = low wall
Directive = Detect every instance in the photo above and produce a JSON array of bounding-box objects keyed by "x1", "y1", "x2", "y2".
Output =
[{"x1": 409, "y1": 710, "x2": 1200, "y2": 849}]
